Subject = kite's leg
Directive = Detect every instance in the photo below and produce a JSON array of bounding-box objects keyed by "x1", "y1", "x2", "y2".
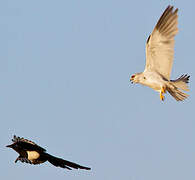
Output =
[{"x1": 160, "y1": 87, "x2": 166, "y2": 101}]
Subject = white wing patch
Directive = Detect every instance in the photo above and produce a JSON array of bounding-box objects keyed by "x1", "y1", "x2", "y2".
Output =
[{"x1": 27, "y1": 151, "x2": 40, "y2": 161}]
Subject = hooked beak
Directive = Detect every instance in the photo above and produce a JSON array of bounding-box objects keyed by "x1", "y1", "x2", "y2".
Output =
[
  {"x1": 130, "y1": 77, "x2": 134, "y2": 84},
  {"x1": 130, "y1": 74, "x2": 136, "y2": 84}
]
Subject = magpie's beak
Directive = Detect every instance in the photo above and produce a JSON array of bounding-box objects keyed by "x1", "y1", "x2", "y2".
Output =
[{"x1": 6, "y1": 144, "x2": 13, "y2": 148}]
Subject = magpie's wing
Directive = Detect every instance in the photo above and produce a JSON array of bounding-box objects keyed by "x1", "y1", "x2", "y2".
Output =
[
  {"x1": 45, "y1": 153, "x2": 91, "y2": 170},
  {"x1": 15, "y1": 156, "x2": 32, "y2": 164},
  {"x1": 13, "y1": 135, "x2": 46, "y2": 152}
]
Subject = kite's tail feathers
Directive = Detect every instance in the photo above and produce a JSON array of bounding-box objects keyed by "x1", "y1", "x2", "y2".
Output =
[
  {"x1": 167, "y1": 74, "x2": 190, "y2": 101},
  {"x1": 170, "y1": 74, "x2": 190, "y2": 91},
  {"x1": 167, "y1": 87, "x2": 189, "y2": 101}
]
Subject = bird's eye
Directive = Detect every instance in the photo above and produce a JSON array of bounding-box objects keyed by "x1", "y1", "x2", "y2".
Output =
[{"x1": 143, "y1": 77, "x2": 146, "y2": 80}]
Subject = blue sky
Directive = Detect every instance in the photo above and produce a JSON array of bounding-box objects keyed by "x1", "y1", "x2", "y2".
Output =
[{"x1": 2, "y1": 0, "x2": 195, "y2": 179}]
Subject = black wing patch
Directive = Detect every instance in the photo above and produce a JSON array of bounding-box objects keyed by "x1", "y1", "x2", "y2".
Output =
[
  {"x1": 15, "y1": 156, "x2": 32, "y2": 164},
  {"x1": 13, "y1": 135, "x2": 46, "y2": 152},
  {"x1": 146, "y1": 35, "x2": 151, "y2": 44},
  {"x1": 171, "y1": 74, "x2": 190, "y2": 83}
]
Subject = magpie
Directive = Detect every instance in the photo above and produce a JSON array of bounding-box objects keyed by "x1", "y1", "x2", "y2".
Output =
[{"x1": 6, "y1": 135, "x2": 91, "y2": 170}]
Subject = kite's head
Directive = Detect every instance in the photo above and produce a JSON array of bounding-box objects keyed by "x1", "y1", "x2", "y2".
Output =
[
  {"x1": 130, "y1": 73, "x2": 140, "y2": 83},
  {"x1": 130, "y1": 73, "x2": 146, "y2": 84},
  {"x1": 130, "y1": 74, "x2": 136, "y2": 83}
]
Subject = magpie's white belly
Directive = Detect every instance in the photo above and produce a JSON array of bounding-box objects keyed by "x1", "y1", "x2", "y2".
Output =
[{"x1": 27, "y1": 151, "x2": 40, "y2": 160}]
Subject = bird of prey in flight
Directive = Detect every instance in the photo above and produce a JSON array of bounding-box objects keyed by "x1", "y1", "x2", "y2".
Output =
[
  {"x1": 6, "y1": 135, "x2": 91, "y2": 171},
  {"x1": 130, "y1": 5, "x2": 190, "y2": 101}
]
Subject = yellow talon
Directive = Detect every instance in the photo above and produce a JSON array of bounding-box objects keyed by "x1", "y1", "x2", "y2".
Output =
[
  {"x1": 161, "y1": 87, "x2": 166, "y2": 94},
  {"x1": 160, "y1": 92, "x2": 165, "y2": 101},
  {"x1": 160, "y1": 87, "x2": 166, "y2": 101}
]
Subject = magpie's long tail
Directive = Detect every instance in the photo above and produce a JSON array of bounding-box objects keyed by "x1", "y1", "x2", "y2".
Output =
[{"x1": 44, "y1": 153, "x2": 91, "y2": 170}]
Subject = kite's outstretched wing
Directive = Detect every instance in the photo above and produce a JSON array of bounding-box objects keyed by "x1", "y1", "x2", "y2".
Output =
[{"x1": 145, "y1": 6, "x2": 178, "y2": 80}]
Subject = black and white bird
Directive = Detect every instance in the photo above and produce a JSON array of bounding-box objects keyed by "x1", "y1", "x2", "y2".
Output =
[{"x1": 6, "y1": 135, "x2": 91, "y2": 171}]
